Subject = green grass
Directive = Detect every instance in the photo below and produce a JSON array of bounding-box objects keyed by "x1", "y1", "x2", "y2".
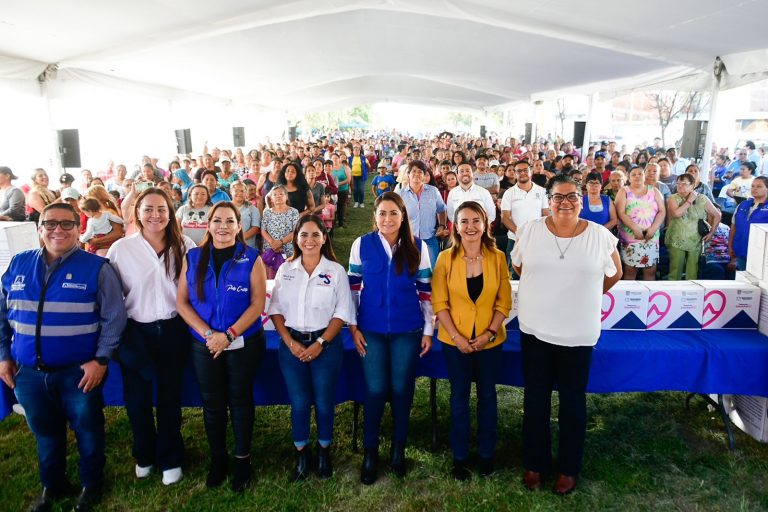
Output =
[{"x1": 3, "y1": 186, "x2": 768, "y2": 510}]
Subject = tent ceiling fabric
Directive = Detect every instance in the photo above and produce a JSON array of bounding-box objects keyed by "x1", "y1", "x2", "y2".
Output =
[{"x1": 1, "y1": 0, "x2": 768, "y2": 111}]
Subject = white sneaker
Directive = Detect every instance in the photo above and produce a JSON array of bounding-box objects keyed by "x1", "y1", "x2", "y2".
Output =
[
  {"x1": 162, "y1": 467, "x2": 183, "y2": 485},
  {"x1": 359, "y1": 203, "x2": 364, "y2": 208},
  {"x1": 135, "y1": 464, "x2": 153, "y2": 478},
  {"x1": 353, "y1": 202, "x2": 359, "y2": 208},
  {"x1": 12, "y1": 403, "x2": 25, "y2": 417}
]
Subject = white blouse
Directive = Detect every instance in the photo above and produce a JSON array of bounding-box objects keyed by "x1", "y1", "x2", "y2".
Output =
[
  {"x1": 106, "y1": 233, "x2": 196, "y2": 323},
  {"x1": 511, "y1": 217, "x2": 618, "y2": 347},
  {"x1": 268, "y1": 256, "x2": 355, "y2": 332}
]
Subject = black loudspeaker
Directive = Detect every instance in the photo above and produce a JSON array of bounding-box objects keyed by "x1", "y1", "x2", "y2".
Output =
[
  {"x1": 289, "y1": 126, "x2": 297, "y2": 142},
  {"x1": 57, "y1": 129, "x2": 81, "y2": 169},
  {"x1": 480, "y1": 125, "x2": 487, "y2": 138},
  {"x1": 573, "y1": 121, "x2": 586, "y2": 149},
  {"x1": 233, "y1": 127, "x2": 245, "y2": 147},
  {"x1": 175, "y1": 129, "x2": 192, "y2": 154},
  {"x1": 680, "y1": 120, "x2": 708, "y2": 159},
  {"x1": 524, "y1": 123, "x2": 533, "y2": 144}
]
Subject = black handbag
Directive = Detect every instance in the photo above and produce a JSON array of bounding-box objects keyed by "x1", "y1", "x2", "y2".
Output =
[{"x1": 698, "y1": 218, "x2": 711, "y2": 238}]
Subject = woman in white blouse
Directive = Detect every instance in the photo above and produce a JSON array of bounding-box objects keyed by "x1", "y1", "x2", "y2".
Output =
[
  {"x1": 268, "y1": 215, "x2": 355, "y2": 482},
  {"x1": 511, "y1": 175, "x2": 622, "y2": 496},
  {"x1": 107, "y1": 188, "x2": 197, "y2": 486}
]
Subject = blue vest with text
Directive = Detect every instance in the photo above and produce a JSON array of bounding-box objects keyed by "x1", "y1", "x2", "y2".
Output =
[
  {"x1": 732, "y1": 199, "x2": 768, "y2": 258},
  {"x1": 358, "y1": 232, "x2": 423, "y2": 333},
  {"x1": 2, "y1": 249, "x2": 104, "y2": 367},
  {"x1": 185, "y1": 243, "x2": 263, "y2": 342}
]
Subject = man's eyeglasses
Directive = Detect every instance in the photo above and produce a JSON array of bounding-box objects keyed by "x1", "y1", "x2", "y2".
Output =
[
  {"x1": 41, "y1": 220, "x2": 78, "y2": 231},
  {"x1": 549, "y1": 193, "x2": 580, "y2": 204}
]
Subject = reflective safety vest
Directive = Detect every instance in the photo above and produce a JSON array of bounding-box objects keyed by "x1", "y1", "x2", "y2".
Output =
[
  {"x1": 185, "y1": 242, "x2": 263, "y2": 342},
  {"x1": 2, "y1": 249, "x2": 104, "y2": 367}
]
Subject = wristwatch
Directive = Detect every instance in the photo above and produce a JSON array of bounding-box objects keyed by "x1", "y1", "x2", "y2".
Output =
[
  {"x1": 95, "y1": 356, "x2": 109, "y2": 366},
  {"x1": 486, "y1": 329, "x2": 497, "y2": 344},
  {"x1": 316, "y1": 337, "x2": 327, "y2": 349}
]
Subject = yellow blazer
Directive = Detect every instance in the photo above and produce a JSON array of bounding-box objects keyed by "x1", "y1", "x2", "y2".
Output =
[{"x1": 431, "y1": 244, "x2": 512, "y2": 349}]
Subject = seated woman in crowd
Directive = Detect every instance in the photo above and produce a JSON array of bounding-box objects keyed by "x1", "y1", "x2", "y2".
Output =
[
  {"x1": 666, "y1": 173, "x2": 720, "y2": 280},
  {"x1": 260, "y1": 185, "x2": 299, "y2": 279},
  {"x1": 431, "y1": 201, "x2": 511, "y2": 480},
  {"x1": 726, "y1": 161, "x2": 756, "y2": 205},
  {"x1": 348, "y1": 192, "x2": 433, "y2": 485},
  {"x1": 25, "y1": 168, "x2": 57, "y2": 222},
  {"x1": 268, "y1": 215, "x2": 355, "y2": 481},
  {"x1": 580, "y1": 172, "x2": 617, "y2": 231},
  {"x1": 177, "y1": 201, "x2": 267, "y2": 492},
  {"x1": 176, "y1": 184, "x2": 212, "y2": 245},
  {"x1": 229, "y1": 181, "x2": 261, "y2": 248}
]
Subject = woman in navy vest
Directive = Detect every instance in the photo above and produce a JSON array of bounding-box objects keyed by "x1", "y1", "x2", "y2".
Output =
[
  {"x1": 177, "y1": 202, "x2": 267, "y2": 492},
  {"x1": 728, "y1": 176, "x2": 768, "y2": 271},
  {"x1": 348, "y1": 191, "x2": 433, "y2": 485},
  {"x1": 268, "y1": 215, "x2": 355, "y2": 481}
]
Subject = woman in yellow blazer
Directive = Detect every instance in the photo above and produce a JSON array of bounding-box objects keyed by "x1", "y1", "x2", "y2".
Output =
[{"x1": 432, "y1": 200, "x2": 512, "y2": 481}]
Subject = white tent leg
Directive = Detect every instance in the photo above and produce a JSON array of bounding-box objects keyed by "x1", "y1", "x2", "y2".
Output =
[
  {"x1": 39, "y1": 77, "x2": 62, "y2": 175},
  {"x1": 700, "y1": 57, "x2": 724, "y2": 185},
  {"x1": 581, "y1": 92, "x2": 598, "y2": 161}
]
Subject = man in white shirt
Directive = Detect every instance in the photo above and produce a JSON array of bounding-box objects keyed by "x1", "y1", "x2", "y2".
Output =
[
  {"x1": 446, "y1": 162, "x2": 496, "y2": 224},
  {"x1": 501, "y1": 160, "x2": 549, "y2": 272},
  {"x1": 666, "y1": 147, "x2": 689, "y2": 176}
]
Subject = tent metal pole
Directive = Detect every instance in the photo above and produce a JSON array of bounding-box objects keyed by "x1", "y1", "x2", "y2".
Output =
[
  {"x1": 700, "y1": 57, "x2": 724, "y2": 184},
  {"x1": 38, "y1": 66, "x2": 63, "y2": 175},
  {"x1": 581, "y1": 92, "x2": 598, "y2": 161}
]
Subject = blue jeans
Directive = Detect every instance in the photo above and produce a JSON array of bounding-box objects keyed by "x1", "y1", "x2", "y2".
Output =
[
  {"x1": 119, "y1": 317, "x2": 189, "y2": 470},
  {"x1": 360, "y1": 329, "x2": 422, "y2": 448},
  {"x1": 278, "y1": 337, "x2": 342, "y2": 447},
  {"x1": 352, "y1": 176, "x2": 366, "y2": 204},
  {"x1": 190, "y1": 332, "x2": 266, "y2": 458},
  {"x1": 442, "y1": 343, "x2": 502, "y2": 460},
  {"x1": 423, "y1": 237, "x2": 440, "y2": 268},
  {"x1": 735, "y1": 256, "x2": 746, "y2": 271},
  {"x1": 14, "y1": 364, "x2": 105, "y2": 490}
]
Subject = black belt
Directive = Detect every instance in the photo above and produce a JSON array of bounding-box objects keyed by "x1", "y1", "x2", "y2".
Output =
[
  {"x1": 31, "y1": 361, "x2": 85, "y2": 373},
  {"x1": 288, "y1": 328, "x2": 325, "y2": 345}
]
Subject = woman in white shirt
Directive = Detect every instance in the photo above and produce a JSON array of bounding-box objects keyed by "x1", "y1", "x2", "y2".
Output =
[
  {"x1": 268, "y1": 215, "x2": 355, "y2": 482},
  {"x1": 511, "y1": 175, "x2": 622, "y2": 495},
  {"x1": 106, "y1": 188, "x2": 197, "y2": 486}
]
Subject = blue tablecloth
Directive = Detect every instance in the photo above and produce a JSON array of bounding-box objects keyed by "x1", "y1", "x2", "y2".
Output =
[{"x1": 2, "y1": 329, "x2": 768, "y2": 421}]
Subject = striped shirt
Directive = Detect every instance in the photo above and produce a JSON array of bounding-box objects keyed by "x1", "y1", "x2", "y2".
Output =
[{"x1": 348, "y1": 232, "x2": 434, "y2": 336}]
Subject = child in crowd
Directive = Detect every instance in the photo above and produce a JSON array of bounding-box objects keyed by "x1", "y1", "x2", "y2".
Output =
[
  {"x1": 79, "y1": 197, "x2": 125, "y2": 255},
  {"x1": 319, "y1": 192, "x2": 336, "y2": 238},
  {"x1": 371, "y1": 163, "x2": 397, "y2": 197}
]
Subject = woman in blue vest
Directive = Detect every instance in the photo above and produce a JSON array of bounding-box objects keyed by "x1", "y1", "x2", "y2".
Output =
[
  {"x1": 728, "y1": 176, "x2": 768, "y2": 271},
  {"x1": 268, "y1": 215, "x2": 355, "y2": 481},
  {"x1": 348, "y1": 191, "x2": 433, "y2": 485},
  {"x1": 580, "y1": 172, "x2": 617, "y2": 230},
  {"x1": 176, "y1": 201, "x2": 267, "y2": 492}
]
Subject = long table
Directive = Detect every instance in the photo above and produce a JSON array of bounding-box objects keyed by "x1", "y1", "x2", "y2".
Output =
[{"x1": 3, "y1": 329, "x2": 768, "y2": 447}]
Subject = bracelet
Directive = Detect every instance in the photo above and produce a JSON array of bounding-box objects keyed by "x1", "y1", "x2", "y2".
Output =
[
  {"x1": 224, "y1": 330, "x2": 235, "y2": 344},
  {"x1": 227, "y1": 326, "x2": 238, "y2": 338},
  {"x1": 450, "y1": 332, "x2": 459, "y2": 340},
  {"x1": 203, "y1": 329, "x2": 213, "y2": 338},
  {"x1": 486, "y1": 328, "x2": 497, "y2": 336}
]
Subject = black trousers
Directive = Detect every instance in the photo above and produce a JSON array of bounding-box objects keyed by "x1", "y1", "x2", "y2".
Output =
[
  {"x1": 190, "y1": 331, "x2": 266, "y2": 458},
  {"x1": 520, "y1": 331, "x2": 593, "y2": 476}
]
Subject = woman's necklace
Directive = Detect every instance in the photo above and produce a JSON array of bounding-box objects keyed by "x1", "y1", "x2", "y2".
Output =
[
  {"x1": 462, "y1": 253, "x2": 483, "y2": 262},
  {"x1": 549, "y1": 218, "x2": 581, "y2": 260}
]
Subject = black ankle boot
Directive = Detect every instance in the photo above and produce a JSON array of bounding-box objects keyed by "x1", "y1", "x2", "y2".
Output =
[
  {"x1": 231, "y1": 455, "x2": 251, "y2": 492},
  {"x1": 360, "y1": 448, "x2": 379, "y2": 485},
  {"x1": 293, "y1": 446, "x2": 311, "y2": 482},
  {"x1": 206, "y1": 452, "x2": 229, "y2": 488},
  {"x1": 317, "y1": 444, "x2": 333, "y2": 479},
  {"x1": 452, "y1": 458, "x2": 471, "y2": 481},
  {"x1": 389, "y1": 443, "x2": 406, "y2": 477}
]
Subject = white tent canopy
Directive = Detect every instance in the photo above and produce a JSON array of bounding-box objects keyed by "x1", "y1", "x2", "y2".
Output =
[{"x1": 3, "y1": 0, "x2": 768, "y2": 112}]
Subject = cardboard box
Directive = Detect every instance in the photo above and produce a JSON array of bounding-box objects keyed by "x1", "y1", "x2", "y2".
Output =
[
  {"x1": 505, "y1": 281, "x2": 520, "y2": 331},
  {"x1": 725, "y1": 395, "x2": 768, "y2": 443},
  {"x1": 757, "y1": 281, "x2": 768, "y2": 337},
  {"x1": 692, "y1": 280, "x2": 760, "y2": 329},
  {"x1": 735, "y1": 271, "x2": 760, "y2": 286},
  {"x1": 0, "y1": 221, "x2": 39, "y2": 276},
  {"x1": 601, "y1": 281, "x2": 649, "y2": 330},
  {"x1": 642, "y1": 281, "x2": 703, "y2": 330},
  {"x1": 262, "y1": 280, "x2": 275, "y2": 330},
  {"x1": 746, "y1": 224, "x2": 768, "y2": 280}
]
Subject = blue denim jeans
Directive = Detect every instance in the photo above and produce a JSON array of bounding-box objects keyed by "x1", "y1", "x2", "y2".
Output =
[
  {"x1": 119, "y1": 316, "x2": 189, "y2": 470},
  {"x1": 442, "y1": 343, "x2": 502, "y2": 460},
  {"x1": 14, "y1": 364, "x2": 105, "y2": 490},
  {"x1": 360, "y1": 329, "x2": 422, "y2": 448},
  {"x1": 352, "y1": 176, "x2": 366, "y2": 204},
  {"x1": 278, "y1": 336, "x2": 342, "y2": 447},
  {"x1": 190, "y1": 332, "x2": 266, "y2": 458}
]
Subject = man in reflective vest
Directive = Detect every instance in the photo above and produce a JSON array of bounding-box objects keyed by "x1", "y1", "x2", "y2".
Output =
[{"x1": 0, "y1": 203, "x2": 127, "y2": 512}]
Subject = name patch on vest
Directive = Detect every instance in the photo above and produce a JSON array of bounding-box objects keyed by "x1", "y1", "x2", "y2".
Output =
[
  {"x1": 234, "y1": 255, "x2": 250, "y2": 264},
  {"x1": 11, "y1": 275, "x2": 25, "y2": 291},
  {"x1": 226, "y1": 284, "x2": 249, "y2": 293},
  {"x1": 62, "y1": 282, "x2": 87, "y2": 290}
]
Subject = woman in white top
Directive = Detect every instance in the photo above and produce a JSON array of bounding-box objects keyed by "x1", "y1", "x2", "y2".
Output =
[
  {"x1": 511, "y1": 175, "x2": 622, "y2": 495},
  {"x1": 268, "y1": 215, "x2": 355, "y2": 482},
  {"x1": 107, "y1": 188, "x2": 197, "y2": 486}
]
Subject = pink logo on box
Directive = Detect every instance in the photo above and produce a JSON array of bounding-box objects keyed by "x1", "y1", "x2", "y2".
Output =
[
  {"x1": 601, "y1": 292, "x2": 615, "y2": 322},
  {"x1": 261, "y1": 291, "x2": 272, "y2": 326},
  {"x1": 647, "y1": 292, "x2": 671, "y2": 328},
  {"x1": 702, "y1": 290, "x2": 727, "y2": 328}
]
